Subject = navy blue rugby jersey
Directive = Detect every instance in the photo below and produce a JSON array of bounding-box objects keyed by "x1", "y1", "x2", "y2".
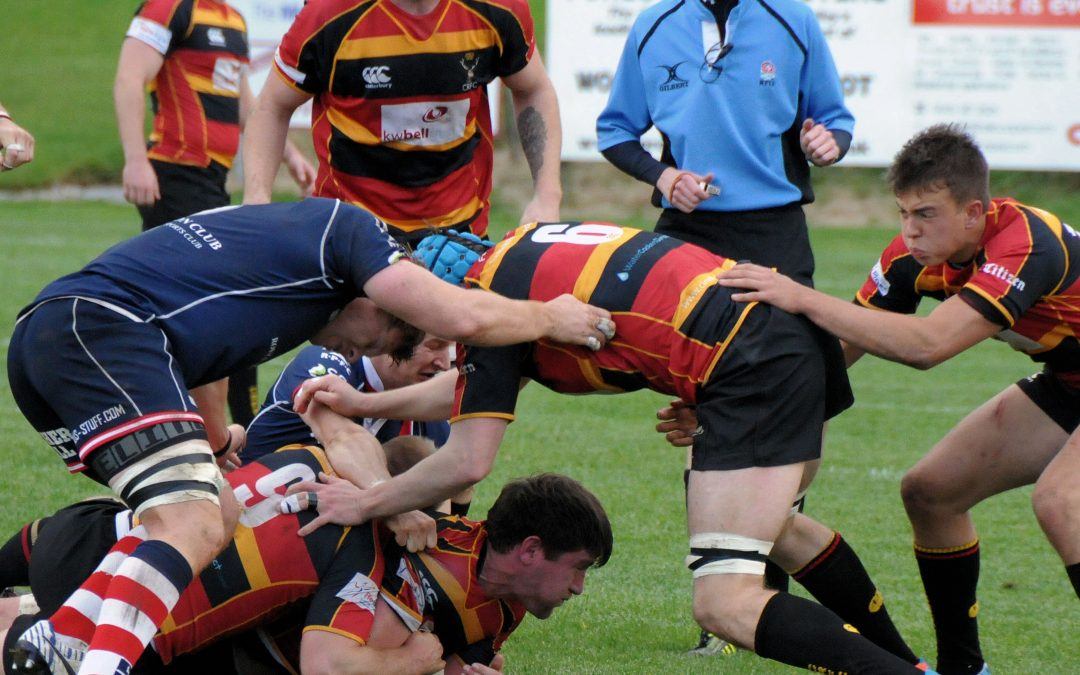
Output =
[
  {"x1": 242, "y1": 346, "x2": 450, "y2": 463},
  {"x1": 21, "y1": 198, "x2": 407, "y2": 387}
]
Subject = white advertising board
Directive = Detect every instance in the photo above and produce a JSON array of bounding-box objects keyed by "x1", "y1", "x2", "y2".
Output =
[{"x1": 549, "y1": 0, "x2": 1080, "y2": 170}]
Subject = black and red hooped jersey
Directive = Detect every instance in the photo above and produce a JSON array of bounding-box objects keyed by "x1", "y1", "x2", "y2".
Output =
[
  {"x1": 380, "y1": 516, "x2": 526, "y2": 664},
  {"x1": 152, "y1": 446, "x2": 387, "y2": 662},
  {"x1": 856, "y1": 198, "x2": 1080, "y2": 387},
  {"x1": 273, "y1": 0, "x2": 535, "y2": 235},
  {"x1": 452, "y1": 222, "x2": 757, "y2": 421},
  {"x1": 128, "y1": 0, "x2": 249, "y2": 168}
]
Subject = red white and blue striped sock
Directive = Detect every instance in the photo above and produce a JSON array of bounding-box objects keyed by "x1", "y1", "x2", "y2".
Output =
[
  {"x1": 46, "y1": 528, "x2": 147, "y2": 647},
  {"x1": 79, "y1": 539, "x2": 192, "y2": 674}
]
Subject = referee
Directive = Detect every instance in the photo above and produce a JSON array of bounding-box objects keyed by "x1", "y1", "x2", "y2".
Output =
[{"x1": 597, "y1": 0, "x2": 855, "y2": 653}]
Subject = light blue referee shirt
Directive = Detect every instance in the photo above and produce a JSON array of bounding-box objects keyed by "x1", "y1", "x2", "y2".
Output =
[{"x1": 597, "y1": 0, "x2": 854, "y2": 211}]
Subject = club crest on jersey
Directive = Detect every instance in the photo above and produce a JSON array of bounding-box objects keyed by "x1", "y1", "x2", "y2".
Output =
[
  {"x1": 461, "y1": 52, "x2": 481, "y2": 91},
  {"x1": 759, "y1": 61, "x2": 776, "y2": 86}
]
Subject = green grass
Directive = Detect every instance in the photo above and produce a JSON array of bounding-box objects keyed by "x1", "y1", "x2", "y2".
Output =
[{"x1": 0, "y1": 199, "x2": 1074, "y2": 671}]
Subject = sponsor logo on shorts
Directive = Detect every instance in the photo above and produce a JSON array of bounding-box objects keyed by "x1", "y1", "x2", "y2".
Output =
[
  {"x1": 336, "y1": 573, "x2": 380, "y2": 612},
  {"x1": 980, "y1": 262, "x2": 1025, "y2": 292},
  {"x1": 870, "y1": 261, "x2": 890, "y2": 296},
  {"x1": 72, "y1": 404, "x2": 128, "y2": 444},
  {"x1": 40, "y1": 426, "x2": 77, "y2": 461}
]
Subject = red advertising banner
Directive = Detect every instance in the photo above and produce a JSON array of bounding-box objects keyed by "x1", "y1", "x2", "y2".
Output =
[{"x1": 914, "y1": 0, "x2": 1080, "y2": 26}]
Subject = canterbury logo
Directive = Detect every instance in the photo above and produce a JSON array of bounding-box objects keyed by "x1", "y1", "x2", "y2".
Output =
[{"x1": 362, "y1": 66, "x2": 391, "y2": 86}]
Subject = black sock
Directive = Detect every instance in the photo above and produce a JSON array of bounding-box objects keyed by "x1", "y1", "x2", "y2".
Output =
[
  {"x1": 228, "y1": 366, "x2": 259, "y2": 428},
  {"x1": 754, "y1": 592, "x2": 917, "y2": 674},
  {"x1": 915, "y1": 540, "x2": 984, "y2": 674},
  {"x1": 1067, "y1": 562, "x2": 1080, "y2": 599},
  {"x1": 794, "y1": 532, "x2": 918, "y2": 663},
  {"x1": 0, "y1": 520, "x2": 42, "y2": 589}
]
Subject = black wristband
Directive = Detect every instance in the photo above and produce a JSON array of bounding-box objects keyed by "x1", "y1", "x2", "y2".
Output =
[{"x1": 212, "y1": 429, "x2": 233, "y2": 458}]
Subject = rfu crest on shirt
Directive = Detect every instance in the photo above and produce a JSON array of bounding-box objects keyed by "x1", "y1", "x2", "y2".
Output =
[{"x1": 461, "y1": 52, "x2": 481, "y2": 91}]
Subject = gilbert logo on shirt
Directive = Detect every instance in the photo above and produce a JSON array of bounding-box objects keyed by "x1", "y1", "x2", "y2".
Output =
[{"x1": 658, "y1": 62, "x2": 689, "y2": 92}]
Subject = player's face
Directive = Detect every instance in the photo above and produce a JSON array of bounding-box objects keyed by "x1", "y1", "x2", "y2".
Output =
[
  {"x1": 311, "y1": 299, "x2": 405, "y2": 362},
  {"x1": 518, "y1": 549, "x2": 595, "y2": 619},
  {"x1": 381, "y1": 335, "x2": 453, "y2": 388},
  {"x1": 896, "y1": 185, "x2": 984, "y2": 266}
]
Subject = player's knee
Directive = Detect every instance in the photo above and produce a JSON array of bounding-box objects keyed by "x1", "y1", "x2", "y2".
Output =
[
  {"x1": 687, "y1": 533, "x2": 771, "y2": 638},
  {"x1": 1032, "y1": 476, "x2": 1077, "y2": 543},
  {"x1": 900, "y1": 467, "x2": 946, "y2": 515},
  {"x1": 97, "y1": 431, "x2": 225, "y2": 519}
]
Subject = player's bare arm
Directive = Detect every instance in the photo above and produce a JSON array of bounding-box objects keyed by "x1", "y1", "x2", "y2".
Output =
[
  {"x1": 295, "y1": 369, "x2": 456, "y2": 421},
  {"x1": 289, "y1": 417, "x2": 507, "y2": 531},
  {"x1": 503, "y1": 54, "x2": 562, "y2": 224},
  {"x1": 242, "y1": 73, "x2": 312, "y2": 204},
  {"x1": 300, "y1": 607, "x2": 445, "y2": 675},
  {"x1": 364, "y1": 261, "x2": 616, "y2": 350},
  {"x1": 238, "y1": 74, "x2": 316, "y2": 195},
  {"x1": 719, "y1": 263, "x2": 1002, "y2": 369},
  {"x1": 297, "y1": 400, "x2": 438, "y2": 550},
  {"x1": 114, "y1": 37, "x2": 166, "y2": 205}
]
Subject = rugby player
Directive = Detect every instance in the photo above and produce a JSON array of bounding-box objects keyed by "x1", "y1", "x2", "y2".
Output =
[
  {"x1": 242, "y1": 337, "x2": 452, "y2": 464},
  {"x1": 5, "y1": 197, "x2": 613, "y2": 674},
  {"x1": 717, "y1": 124, "x2": 1079, "y2": 675},
  {"x1": 292, "y1": 224, "x2": 927, "y2": 673},
  {"x1": 0, "y1": 422, "x2": 611, "y2": 674}
]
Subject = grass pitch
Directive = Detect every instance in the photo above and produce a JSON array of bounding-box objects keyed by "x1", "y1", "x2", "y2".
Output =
[{"x1": 0, "y1": 199, "x2": 1075, "y2": 672}]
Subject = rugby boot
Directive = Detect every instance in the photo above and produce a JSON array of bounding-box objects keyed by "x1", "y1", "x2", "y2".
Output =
[
  {"x1": 688, "y1": 629, "x2": 737, "y2": 656},
  {"x1": 9, "y1": 619, "x2": 84, "y2": 675}
]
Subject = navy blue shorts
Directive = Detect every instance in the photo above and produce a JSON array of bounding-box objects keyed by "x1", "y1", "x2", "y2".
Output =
[{"x1": 8, "y1": 298, "x2": 205, "y2": 480}]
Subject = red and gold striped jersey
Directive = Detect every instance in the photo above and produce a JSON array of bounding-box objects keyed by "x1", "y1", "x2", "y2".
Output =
[
  {"x1": 381, "y1": 516, "x2": 526, "y2": 664},
  {"x1": 152, "y1": 446, "x2": 388, "y2": 662},
  {"x1": 452, "y1": 222, "x2": 756, "y2": 421},
  {"x1": 273, "y1": 0, "x2": 535, "y2": 236},
  {"x1": 856, "y1": 198, "x2": 1080, "y2": 387},
  {"x1": 127, "y1": 0, "x2": 249, "y2": 168}
]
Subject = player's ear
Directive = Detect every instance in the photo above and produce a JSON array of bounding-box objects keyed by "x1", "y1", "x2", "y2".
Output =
[
  {"x1": 518, "y1": 535, "x2": 545, "y2": 564},
  {"x1": 962, "y1": 198, "x2": 985, "y2": 227}
]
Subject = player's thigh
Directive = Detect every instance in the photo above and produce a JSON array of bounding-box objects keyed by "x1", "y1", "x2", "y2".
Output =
[
  {"x1": 906, "y1": 383, "x2": 1068, "y2": 510},
  {"x1": 13, "y1": 298, "x2": 201, "y2": 479},
  {"x1": 692, "y1": 305, "x2": 827, "y2": 474}
]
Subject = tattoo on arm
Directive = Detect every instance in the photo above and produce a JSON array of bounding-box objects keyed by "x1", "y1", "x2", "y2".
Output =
[{"x1": 517, "y1": 106, "x2": 546, "y2": 181}]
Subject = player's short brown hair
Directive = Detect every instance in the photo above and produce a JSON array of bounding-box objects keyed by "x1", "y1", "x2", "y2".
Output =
[
  {"x1": 387, "y1": 314, "x2": 424, "y2": 363},
  {"x1": 486, "y1": 473, "x2": 613, "y2": 566},
  {"x1": 887, "y1": 124, "x2": 990, "y2": 208}
]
